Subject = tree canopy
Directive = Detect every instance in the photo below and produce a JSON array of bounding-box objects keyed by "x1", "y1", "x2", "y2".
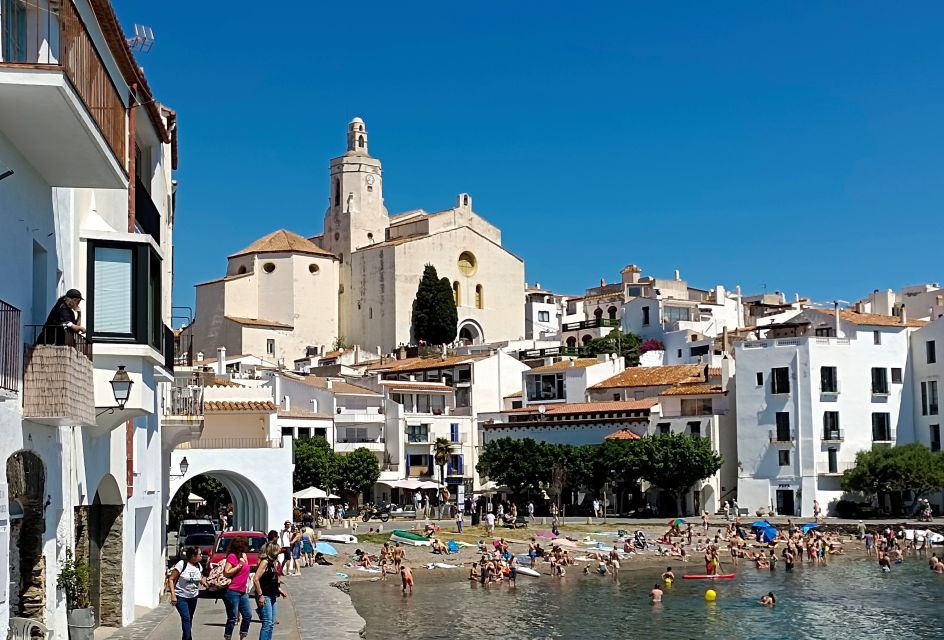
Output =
[
  {"x1": 841, "y1": 443, "x2": 944, "y2": 499},
  {"x1": 581, "y1": 329, "x2": 642, "y2": 366},
  {"x1": 411, "y1": 265, "x2": 458, "y2": 345},
  {"x1": 293, "y1": 437, "x2": 338, "y2": 492},
  {"x1": 334, "y1": 447, "x2": 381, "y2": 505},
  {"x1": 636, "y1": 433, "x2": 724, "y2": 513}
]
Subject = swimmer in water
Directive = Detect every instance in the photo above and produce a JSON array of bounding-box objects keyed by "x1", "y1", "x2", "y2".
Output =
[
  {"x1": 759, "y1": 592, "x2": 776, "y2": 607},
  {"x1": 650, "y1": 583, "x2": 663, "y2": 603},
  {"x1": 400, "y1": 565, "x2": 414, "y2": 594},
  {"x1": 662, "y1": 566, "x2": 675, "y2": 584}
]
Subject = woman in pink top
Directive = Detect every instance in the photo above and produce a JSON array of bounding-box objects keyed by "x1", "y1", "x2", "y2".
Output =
[{"x1": 222, "y1": 537, "x2": 253, "y2": 639}]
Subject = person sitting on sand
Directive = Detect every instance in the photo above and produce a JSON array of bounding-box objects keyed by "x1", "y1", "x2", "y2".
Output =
[
  {"x1": 596, "y1": 560, "x2": 608, "y2": 576},
  {"x1": 353, "y1": 549, "x2": 373, "y2": 568},
  {"x1": 400, "y1": 565, "x2": 414, "y2": 593},
  {"x1": 313, "y1": 552, "x2": 333, "y2": 566},
  {"x1": 760, "y1": 592, "x2": 776, "y2": 607}
]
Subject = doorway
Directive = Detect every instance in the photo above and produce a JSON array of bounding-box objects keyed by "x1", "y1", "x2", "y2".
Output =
[{"x1": 776, "y1": 489, "x2": 795, "y2": 517}]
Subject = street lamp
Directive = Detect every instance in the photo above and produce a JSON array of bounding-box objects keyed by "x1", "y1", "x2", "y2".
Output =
[
  {"x1": 170, "y1": 457, "x2": 189, "y2": 479},
  {"x1": 97, "y1": 365, "x2": 134, "y2": 416},
  {"x1": 110, "y1": 366, "x2": 133, "y2": 409}
]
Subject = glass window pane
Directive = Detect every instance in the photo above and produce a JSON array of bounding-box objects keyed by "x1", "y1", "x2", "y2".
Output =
[{"x1": 94, "y1": 246, "x2": 133, "y2": 334}]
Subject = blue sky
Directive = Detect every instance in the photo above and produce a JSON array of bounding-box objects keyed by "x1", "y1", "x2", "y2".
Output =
[{"x1": 113, "y1": 1, "x2": 944, "y2": 312}]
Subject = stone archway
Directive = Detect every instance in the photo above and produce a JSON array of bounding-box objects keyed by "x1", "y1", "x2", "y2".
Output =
[
  {"x1": 168, "y1": 468, "x2": 272, "y2": 532},
  {"x1": 75, "y1": 475, "x2": 123, "y2": 628},
  {"x1": 457, "y1": 320, "x2": 484, "y2": 345},
  {"x1": 6, "y1": 450, "x2": 46, "y2": 620}
]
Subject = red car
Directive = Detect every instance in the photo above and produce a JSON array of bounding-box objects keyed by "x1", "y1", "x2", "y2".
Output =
[{"x1": 208, "y1": 531, "x2": 269, "y2": 572}]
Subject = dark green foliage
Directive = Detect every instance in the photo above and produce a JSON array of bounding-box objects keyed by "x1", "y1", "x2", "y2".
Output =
[
  {"x1": 293, "y1": 436, "x2": 338, "y2": 492},
  {"x1": 841, "y1": 443, "x2": 944, "y2": 498},
  {"x1": 581, "y1": 330, "x2": 642, "y2": 366},
  {"x1": 411, "y1": 265, "x2": 458, "y2": 345}
]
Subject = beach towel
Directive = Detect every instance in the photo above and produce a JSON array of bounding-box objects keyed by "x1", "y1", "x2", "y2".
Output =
[{"x1": 447, "y1": 540, "x2": 459, "y2": 554}]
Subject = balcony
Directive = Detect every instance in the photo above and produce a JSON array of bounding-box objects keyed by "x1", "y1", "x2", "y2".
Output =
[
  {"x1": 135, "y1": 176, "x2": 162, "y2": 245},
  {"x1": 0, "y1": 0, "x2": 127, "y2": 188},
  {"x1": 562, "y1": 318, "x2": 620, "y2": 332},
  {"x1": 336, "y1": 407, "x2": 385, "y2": 423},
  {"x1": 161, "y1": 384, "x2": 204, "y2": 445},
  {"x1": 407, "y1": 467, "x2": 433, "y2": 478},
  {"x1": 177, "y1": 438, "x2": 284, "y2": 450},
  {"x1": 768, "y1": 430, "x2": 796, "y2": 446},
  {"x1": 22, "y1": 325, "x2": 95, "y2": 426},
  {"x1": 335, "y1": 440, "x2": 385, "y2": 453},
  {"x1": 817, "y1": 461, "x2": 855, "y2": 476},
  {"x1": 822, "y1": 429, "x2": 845, "y2": 443},
  {"x1": 872, "y1": 429, "x2": 896, "y2": 445},
  {"x1": 0, "y1": 299, "x2": 21, "y2": 398},
  {"x1": 406, "y1": 433, "x2": 431, "y2": 445}
]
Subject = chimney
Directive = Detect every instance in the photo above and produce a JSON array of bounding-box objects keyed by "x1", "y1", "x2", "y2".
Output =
[
  {"x1": 569, "y1": 358, "x2": 576, "y2": 368},
  {"x1": 795, "y1": 293, "x2": 800, "y2": 303},
  {"x1": 674, "y1": 269, "x2": 681, "y2": 281},
  {"x1": 283, "y1": 395, "x2": 291, "y2": 411},
  {"x1": 354, "y1": 345, "x2": 360, "y2": 363},
  {"x1": 600, "y1": 278, "x2": 606, "y2": 287},
  {"x1": 722, "y1": 327, "x2": 729, "y2": 353},
  {"x1": 900, "y1": 304, "x2": 907, "y2": 325},
  {"x1": 833, "y1": 302, "x2": 841, "y2": 337},
  {"x1": 196, "y1": 351, "x2": 204, "y2": 362},
  {"x1": 216, "y1": 347, "x2": 226, "y2": 376},
  {"x1": 721, "y1": 354, "x2": 733, "y2": 388},
  {"x1": 327, "y1": 379, "x2": 334, "y2": 389},
  {"x1": 535, "y1": 282, "x2": 541, "y2": 289},
  {"x1": 704, "y1": 364, "x2": 710, "y2": 382}
]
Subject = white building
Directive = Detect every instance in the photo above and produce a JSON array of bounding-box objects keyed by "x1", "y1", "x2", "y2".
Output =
[
  {"x1": 190, "y1": 118, "x2": 527, "y2": 362},
  {"x1": 524, "y1": 283, "x2": 567, "y2": 340},
  {"x1": 910, "y1": 318, "x2": 943, "y2": 454},
  {"x1": 858, "y1": 285, "x2": 944, "y2": 322},
  {"x1": 523, "y1": 356, "x2": 625, "y2": 407},
  {"x1": 0, "y1": 1, "x2": 179, "y2": 634},
  {"x1": 734, "y1": 308, "x2": 922, "y2": 518}
]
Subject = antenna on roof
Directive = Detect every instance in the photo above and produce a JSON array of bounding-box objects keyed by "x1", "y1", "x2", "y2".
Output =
[{"x1": 127, "y1": 24, "x2": 155, "y2": 53}]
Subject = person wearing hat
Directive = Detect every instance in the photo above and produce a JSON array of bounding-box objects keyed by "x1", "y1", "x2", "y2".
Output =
[{"x1": 38, "y1": 289, "x2": 86, "y2": 345}]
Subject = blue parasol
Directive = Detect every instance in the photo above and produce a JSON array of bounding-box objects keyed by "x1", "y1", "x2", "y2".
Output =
[
  {"x1": 801, "y1": 523, "x2": 819, "y2": 534},
  {"x1": 759, "y1": 526, "x2": 778, "y2": 543},
  {"x1": 315, "y1": 541, "x2": 338, "y2": 556},
  {"x1": 751, "y1": 520, "x2": 772, "y2": 529}
]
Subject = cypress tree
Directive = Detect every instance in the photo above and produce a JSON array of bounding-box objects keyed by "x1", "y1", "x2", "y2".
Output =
[{"x1": 411, "y1": 265, "x2": 459, "y2": 345}]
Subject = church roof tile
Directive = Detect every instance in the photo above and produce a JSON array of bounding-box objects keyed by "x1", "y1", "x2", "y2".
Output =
[{"x1": 229, "y1": 229, "x2": 336, "y2": 259}]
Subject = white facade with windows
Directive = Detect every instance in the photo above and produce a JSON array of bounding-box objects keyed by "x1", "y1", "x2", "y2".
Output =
[
  {"x1": 911, "y1": 319, "x2": 943, "y2": 454},
  {"x1": 735, "y1": 309, "x2": 919, "y2": 518}
]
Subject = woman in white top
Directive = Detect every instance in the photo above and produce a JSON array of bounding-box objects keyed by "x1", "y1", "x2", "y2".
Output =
[{"x1": 167, "y1": 547, "x2": 207, "y2": 640}]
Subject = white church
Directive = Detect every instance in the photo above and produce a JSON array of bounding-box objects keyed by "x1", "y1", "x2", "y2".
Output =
[{"x1": 190, "y1": 118, "x2": 526, "y2": 363}]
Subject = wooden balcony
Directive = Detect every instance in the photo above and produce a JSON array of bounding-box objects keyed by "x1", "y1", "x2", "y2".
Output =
[
  {"x1": 0, "y1": 0, "x2": 127, "y2": 187},
  {"x1": 22, "y1": 326, "x2": 95, "y2": 427}
]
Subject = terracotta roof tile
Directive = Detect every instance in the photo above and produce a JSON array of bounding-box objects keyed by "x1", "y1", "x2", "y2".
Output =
[
  {"x1": 708, "y1": 367, "x2": 722, "y2": 377},
  {"x1": 590, "y1": 364, "x2": 705, "y2": 389},
  {"x1": 282, "y1": 373, "x2": 380, "y2": 396},
  {"x1": 812, "y1": 308, "x2": 927, "y2": 328},
  {"x1": 659, "y1": 383, "x2": 724, "y2": 396},
  {"x1": 605, "y1": 429, "x2": 641, "y2": 440},
  {"x1": 225, "y1": 316, "x2": 294, "y2": 330},
  {"x1": 229, "y1": 229, "x2": 336, "y2": 259},
  {"x1": 209, "y1": 378, "x2": 245, "y2": 388},
  {"x1": 205, "y1": 401, "x2": 277, "y2": 412},
  {"x1": 500, "y1": 398, "x2": 657, "y2": 416},
  {"x1": 369, "y1": 353, "x2": 486, "y2": 374},
  {"x1": 504, "y1": 390, "x2": 523, "y2": 398},
  {"x1": 528, "y1": 358, "x2": 603, "y2": 374}
]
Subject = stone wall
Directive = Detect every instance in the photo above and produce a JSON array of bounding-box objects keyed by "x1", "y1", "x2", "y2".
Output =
[
  {"x1": 7, "y1": 451, "x2": 46, "y2": 619},
  {"x1": 75, "y1": 504, "x2": 124, "y2": 628}
]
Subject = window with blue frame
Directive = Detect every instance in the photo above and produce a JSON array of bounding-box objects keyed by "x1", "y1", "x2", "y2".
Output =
[{"x1": 450, "y1": 423, "x2": 459, "y2": 442}]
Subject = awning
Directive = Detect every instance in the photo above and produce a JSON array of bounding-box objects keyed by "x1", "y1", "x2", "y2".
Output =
[
  {"x1": 293, "y1": 487, "x2": 328, "y2": 500},
  {"x1": 188, "y1": 493, "x2": 204, "y2": 503}
]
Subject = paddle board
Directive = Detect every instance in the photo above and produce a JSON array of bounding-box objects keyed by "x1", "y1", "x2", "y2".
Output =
[
  {"x1": 682, "y1": 574, "x2": 736, "y2": 580},
  {"x1": 320, "y1": 534, "x2": 358, "y2": 544},
  {"x1": 516, "y1": 567, "x2": 540, "y2": 577}
]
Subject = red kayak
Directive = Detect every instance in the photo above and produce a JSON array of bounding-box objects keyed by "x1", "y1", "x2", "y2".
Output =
[{"x1": 682, "y1": 574, "x2": 736, "y2": 580}]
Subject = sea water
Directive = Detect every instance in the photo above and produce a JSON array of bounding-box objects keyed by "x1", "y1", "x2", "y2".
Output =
[{"x1": 353, "y1": 557, "x2": 944, "y2": 640}]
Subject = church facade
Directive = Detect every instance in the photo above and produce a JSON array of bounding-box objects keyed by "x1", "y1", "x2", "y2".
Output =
[{"x1": 190, "y1": 118, "x2": 525, "y2": 362}]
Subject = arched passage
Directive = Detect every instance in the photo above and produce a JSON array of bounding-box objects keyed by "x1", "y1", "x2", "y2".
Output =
[
  {"x1": 168, "y1": 468, "x2": 273, "y2": 532},
  {"x1": 76, "y1": 474, "x2": 124, "y2": 628},
  {"x1": 457, "y1": 319, "x2": 484, "y2": 345},
  {"x1": 6, "y1": 450, "x2": 45, "y2": 620}
]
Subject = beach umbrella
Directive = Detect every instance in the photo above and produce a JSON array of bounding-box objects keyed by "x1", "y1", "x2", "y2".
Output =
[
  {"x1": 759, "y1": 526, "x2": 778, "y2": 543},
  {"x1": 667, "y1": 518, "x2": 688, "y2": 526},
  {"x1": 327, "y1": 493, "x2": 341, "y2": 500},
  {"x1": 751, "y1": 520, "x2": 772, "y2": 529},
  {"x1": 293, "y1": 487, "x2": 328, "y2": 500},
  {"x1": 188, "y1": 493, "x2": 205, "y2": 504},
  {"x1": 315, "y1": 541, "x2": 338, "y2": 556},
  {"x1": 801, "y1": 523, "x2": 819, "y2": 534}
]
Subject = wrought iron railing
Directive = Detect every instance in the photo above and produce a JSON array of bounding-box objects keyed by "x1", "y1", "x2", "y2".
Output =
[
  {"x1": 25, "y1": 324, "x2": 93, "y2": 361},
  {"x1": 0, "y1": 1, "x2": 127, "y2": 166},
  {"x1": 163, "y1": 385, "x2": 204, "y2": 417},
  {"x1": 0, "y1": 299, "x2": 21, "y2": 393}
]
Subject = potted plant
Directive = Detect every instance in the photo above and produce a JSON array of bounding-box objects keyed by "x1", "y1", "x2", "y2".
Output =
[{"x1": 57, "y1": 548, "x2": 95, "y2": 640}]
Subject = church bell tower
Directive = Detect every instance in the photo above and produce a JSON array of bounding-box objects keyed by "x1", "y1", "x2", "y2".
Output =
[{"x1": 322, "y1": 117, "x2": 388, "y2": 261}]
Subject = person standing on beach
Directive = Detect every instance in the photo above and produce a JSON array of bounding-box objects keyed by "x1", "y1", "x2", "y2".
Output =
[
  {"x1": 722, "y1": 501, "x2": 729, "y2": 521},
  {"x1": 528, "y1": 501, "x2": 535, "y2": 521},
  {"x1": 456, "y1": 509, "x2": 463, "y2": 533},
  {"x1": 393, "y1": 543, "x2": 405, "y2": 574},
  {"x1": 422, "y1": 493, "x2": 430, "y2": 519},
  {"x1": 485, "y1": 510, "x2": 496, "y2": 536},
  {"x1": 379, "y1": 543, "x2": 390, "y2": 580},
  {"x1": 528, "y1": 538, "x2": 538, "y2": 569},
  {"x1": 702, "y1": 510, "x2": 709, "y2": 532},
  {"x1": 864, "y1": 531, "x2": 875, "y2": 558},
  {"x1": 813, "y1": 500, "x2": 822, "y2": 523}
]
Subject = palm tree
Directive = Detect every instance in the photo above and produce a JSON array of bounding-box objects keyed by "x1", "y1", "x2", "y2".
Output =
[{"x1": 432, "y1": 437, "x2": 455, "y2": 488}]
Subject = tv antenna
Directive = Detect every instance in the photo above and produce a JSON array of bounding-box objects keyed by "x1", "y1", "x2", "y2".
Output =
[{"x1": 127, "y1": 24, "x2": 155, "y2": 53}]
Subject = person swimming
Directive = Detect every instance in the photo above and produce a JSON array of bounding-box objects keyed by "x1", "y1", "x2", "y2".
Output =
[
  {"x1": 760, "y1": 592, "x2": 776, "y2": 607},
  {"x1": 650, "y1": 584, "x2": 663, "y2": 603},
  {"x1": 662, "y1": 566, "x2": 675, "y2": 585}
]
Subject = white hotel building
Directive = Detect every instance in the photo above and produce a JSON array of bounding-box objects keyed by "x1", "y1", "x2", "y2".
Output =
[{"x1": 735, "y1": 308, "x2": 922, "y2": 517}]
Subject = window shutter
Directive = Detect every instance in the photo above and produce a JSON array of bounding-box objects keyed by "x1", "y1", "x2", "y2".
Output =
[
  {"x1": 458, "y1": 454, "x2": 464, "y2": 475},
  {"x1": 93, "y1": 247, "x2": 133, "y2": 333}
]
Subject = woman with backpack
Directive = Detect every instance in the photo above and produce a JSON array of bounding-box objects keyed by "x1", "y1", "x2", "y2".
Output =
[
  {"x1": 167, "y1": 547, "x2": 207, "y2": 640},
  {"x1": 222, "y1": 537, "x2": 253, "y2": 640},
  {"x1": 253, "y1": 543, "x2": 287, "y2": 640}
]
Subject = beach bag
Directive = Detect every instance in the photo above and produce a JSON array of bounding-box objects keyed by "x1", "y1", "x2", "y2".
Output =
[
  {"x1": 447, "y1": 540, "x2": 459, "y2": 554},
  {"x1": 206, "y1": 563, "x2": 231, "y2": 591}
]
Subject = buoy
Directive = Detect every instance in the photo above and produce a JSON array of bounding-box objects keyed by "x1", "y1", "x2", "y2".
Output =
[{"x1": 705, "y1": 589, "x2": 716, "y2": 602}]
